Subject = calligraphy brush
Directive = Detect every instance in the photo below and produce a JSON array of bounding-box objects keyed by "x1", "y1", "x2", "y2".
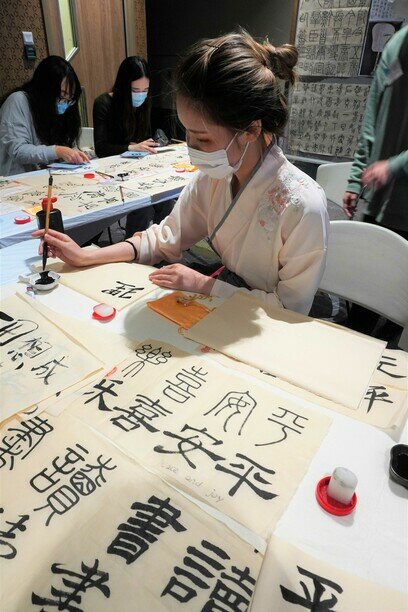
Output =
[
  {"x1": 42, "y1": 172, "x2": 53, "y2": 271},
  {"x1": 95, "y1": 170, "x2": 114, "y2": 180}
]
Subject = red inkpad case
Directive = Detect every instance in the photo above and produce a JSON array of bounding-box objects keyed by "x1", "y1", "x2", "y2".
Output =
[
  {"x1": 84, "y1": 172, "x2": 95, "y2": 179},
  {"x1": 92, "y1": 303, "x2": 116, "y2": 321},
  {"x1": 14, "y1": 215, "x2": 32, "y2": 224},
  {"x1": 316, "y1": 476, "x2": 357, "y2": 516}
]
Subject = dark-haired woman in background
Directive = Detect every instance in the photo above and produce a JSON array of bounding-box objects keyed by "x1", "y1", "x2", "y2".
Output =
[
  {"x1": 35, "y1": 31, "x2": 328, "y2": 315},
  {"x1": 0, "y1": 55, "x2": 88, "y2": 176},
  {"x1": 93, "y1": 56, "x2": 173, "y2": 237}
]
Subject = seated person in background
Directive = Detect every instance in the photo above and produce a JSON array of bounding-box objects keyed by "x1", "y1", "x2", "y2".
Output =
[
  {"x1": 35, "y1": 29, "x2": 329, "y2": 316},
  {"x1": 93, "y1": 56, "x2": 173, "y2": 237},
  {"x1": 0, "y1": 56, "x2": 88, "y2": 176}
]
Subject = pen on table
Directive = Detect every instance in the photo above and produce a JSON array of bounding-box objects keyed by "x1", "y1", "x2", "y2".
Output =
[
  {"x1": 119, "y1": 186, "x2": 125, "y2": 203},
  {"x1": 95, "y1": 170, "x2": 114, "y2": 179}
]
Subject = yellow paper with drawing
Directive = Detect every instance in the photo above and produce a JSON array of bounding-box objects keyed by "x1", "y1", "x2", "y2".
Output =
[
  {"x1": 69, "y1": 339, "x2": 332, "y2": 538},
  {"x1": 0, "y1": 413, "x2": 263, "y2": 611},
  {"x1": 0, "y1": 294, "x2": 102, "y2": 423},
  {"x1": 186, "y1": 292, "x2": 386, "y2": 411}
]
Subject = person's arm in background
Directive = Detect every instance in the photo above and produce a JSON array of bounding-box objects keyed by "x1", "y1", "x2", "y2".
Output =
[
  {"x1": 343, "y1": 64, "x2": 385, "y2": 218},
  {"x1": 93, "y1": 94, "x2": 129, "y2": 158}
]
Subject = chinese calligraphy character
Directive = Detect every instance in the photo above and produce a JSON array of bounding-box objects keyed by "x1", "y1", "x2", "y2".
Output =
[
  {"x1": 0, "y1": 508, "x2": 29, "y2": 560},
  {"x1": 108, "y1": 496, "x2": 186, "y2": 564},
  {"x1": 0, "y1": 416, "x2": 53, "y2": 470},
  {"x1": 31, "y1": 356, "x2": 68, "y2": 385},
  {"x1": 215, "y1": 454, "x2": 277, "y2": 500},
  {"x1": 256, "y1": 407, "x2": 308, "y2": 446},
  {"x1": 101, "y1": 281, "x2": 144, "y2": 299},
  {"x1": 280, "y1": 565, "x2": 343, "y2": 610},
  {"x1": 364, "y1": 386, "x2": 393, "y2": 413},
  {"x1": 154, "y1": 425, "x2": 225, "y2": 469},
  {"x1": 83, "y1": 378, "x2": 124, "y2": 412},
  {"x1": 162, "y1": 366, "x2": 208, "y2": 403},
  {"x1": 204, "y1": 391, "x2": 256, "y2": 435},
  {"x1": 32, "y1": 559, "x2": 110, "y2": 611},
  {"x1": 111, "y1": 394, "x2": 172, "y2": 433}
]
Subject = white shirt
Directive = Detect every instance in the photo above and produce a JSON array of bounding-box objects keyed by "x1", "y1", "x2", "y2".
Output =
[{"x1": 138, "y1": 144, "x2": 329, "y2": 315}]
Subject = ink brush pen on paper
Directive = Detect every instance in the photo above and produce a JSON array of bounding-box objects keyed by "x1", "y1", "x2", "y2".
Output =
[
  {"x1": 95, "y1": 170, "x2": 114, "y2": 180},
  {"x1": 119, "y1": 186, "x2": 125, "y2": 203},
  {"x1": 42, "y1": 172, "x2": 53, "y2": 271}
]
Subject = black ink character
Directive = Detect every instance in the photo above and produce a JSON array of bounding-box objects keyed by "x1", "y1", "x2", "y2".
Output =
[
  {"x1": 0, "y1": 311, "x2": 38, "y2": 347},
  {"x1": 215, "y1": 454, "x2": 277, "y2": 500},
  {"x1": 32, "y1": 559, "x2": 110, "y2": 611},
  {"x1": 255, "y1": 407, "x2": 308, "y2": 446},
  {"x1": 0, "y1": 416, "x2": 53, "y2": 471},
  {"x1": 108, "y1": 495, "x2": 186, "y2": 564},
  {"x1": 162, "y1": 540, "x2": 230, "y2": 603},
  {"x1": 203, "y1": 566, "x2": 256, "y2": 611},
  {"x1": 364, "y1": 386, "x2": 393, "y2": 414},
  {"x1": 120, "y1": 344, "x2": 172, "y2": 378},
  {"x1": 154, "y1": 425, "x2": 225, "y2": 469},
  {"x1": 204, "y1": 391, "x2": 256, "y2": 435},
  {"x1": 377, "y1": 355, "x2": 406, "y2": 380},
  {"x1": 31, "y1": 356, "x2": 68, "y2": 385},
  {"x1": 101, "y1": 281, "x2": 144, "y2": 299},
  {"x1": 162, "y1": 366, "x2": 208, "y2": 404},
  {"x1": 280, "y1": 565, "x2": 343, "y2": 610},
  {"x1": 111, "y1": 394, "x2": 172, "y2": 433},
  {"x1": 83, "y1": 378, "x2": 124, "y2": 412},
  {"x1": 0, "y1": 508, "x2": 29, "y2": 560}
]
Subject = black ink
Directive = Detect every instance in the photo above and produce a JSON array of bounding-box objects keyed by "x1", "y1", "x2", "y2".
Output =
[
  {"x1": 215, "y1": 454, "x2": 277, "y2": 500},
  {"x1": 107, "y1": 495, "x2": 186, "y2": 564},
  {"x1": 31, "y1": 356, "x2": 68, "y2": 385},
  {"x1": 162, "y1": 540, "x2": 230, "y2": 603},
  {"x1": 32, "y1": 559, "x2": 110, "y2": 611},
  {"x1": 110, "y1": 394, "x2": 172, "y2": 432},
  {"x1": 101, "y1": 281, "x2": 144, "y2": 299},
  {"x1": 154, "y1": 425, "x2": 224, "y2": 469},
  {"x1": 0, "y1": 508, "x2": 29, "y2": 560},
  {"x1": 203, "y1": 566, "x2": 256, "y2": 611},
  {"x1": 377, "y1": 355, "x2": 406, "y2": 380},
  {"x1": 0, "y1": 416, "x2": 53, "y2": 471},
  {"x1": 365, "y1": 386, "x2": 393, "y2": 413},
  {"x1": 204, "y1": 391, "x2": 256, "y2": 435},
  {"x1": 83, "y1": 378, "x2": 124, "y2": 412},
  {"x1": 280, "y1": 565, "x2": 343, "y2": 610},
  {"x1": 163, "y1": 366, "x2": 208, "y2": 404},
  {"x1": 256, "y1": 407, "x2": 308, "y2": 446}
]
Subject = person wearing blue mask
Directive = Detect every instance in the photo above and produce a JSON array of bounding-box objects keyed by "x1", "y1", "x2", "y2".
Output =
[
  {"x1": 0, "y1": 56, "x2": 89, "y2": 176},
  {"x1": 93, "y1": 56, "x2": 173, "y2": 236},
  {"x1": 35, "y1": 31, "x2": 329, "y2": 316}
]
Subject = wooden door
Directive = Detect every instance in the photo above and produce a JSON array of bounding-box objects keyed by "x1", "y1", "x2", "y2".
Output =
[{"x1": 42, "y1": 0, "x2": 126, "y2": 126}]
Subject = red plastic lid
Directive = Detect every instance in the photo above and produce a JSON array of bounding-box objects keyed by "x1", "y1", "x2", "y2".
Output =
[
  {"x1": 92, "y1": 303, "x2": 116, "y2": 321},
  {"x1": 316, "y1": 476, "x2": 357, "y2": 516},
  {"x1": 41, "y1": 196, "x2": 58, "y2": 211},
  {"x1": 14, "y1": 215, "x2": 32, "y2": 225},
  {"x1": 84, "y1": 172, "x2": 95, "y2": 179}
]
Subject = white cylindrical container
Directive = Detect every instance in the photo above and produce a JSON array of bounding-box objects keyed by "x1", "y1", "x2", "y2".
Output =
[{"x1": 327, "y1": 467, "x2": 358, "y2": 505}]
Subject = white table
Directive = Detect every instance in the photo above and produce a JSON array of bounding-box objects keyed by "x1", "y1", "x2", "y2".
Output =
[
  {"x1": 0, "y1": 154, "x2": 188, "y2": 248},
  {"x1": 1, "y1": 243, "x2": 407, "y2": 603}
]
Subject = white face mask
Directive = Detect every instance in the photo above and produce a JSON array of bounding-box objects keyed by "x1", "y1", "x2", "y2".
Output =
[{"x1": 188, "y1": 133, "x2": 249, "y2": 179}]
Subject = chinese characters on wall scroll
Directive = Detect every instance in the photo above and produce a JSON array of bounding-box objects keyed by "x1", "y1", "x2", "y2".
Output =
[{"x1": 288, "y1": 81, "x2": 370, "y2": 156}]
